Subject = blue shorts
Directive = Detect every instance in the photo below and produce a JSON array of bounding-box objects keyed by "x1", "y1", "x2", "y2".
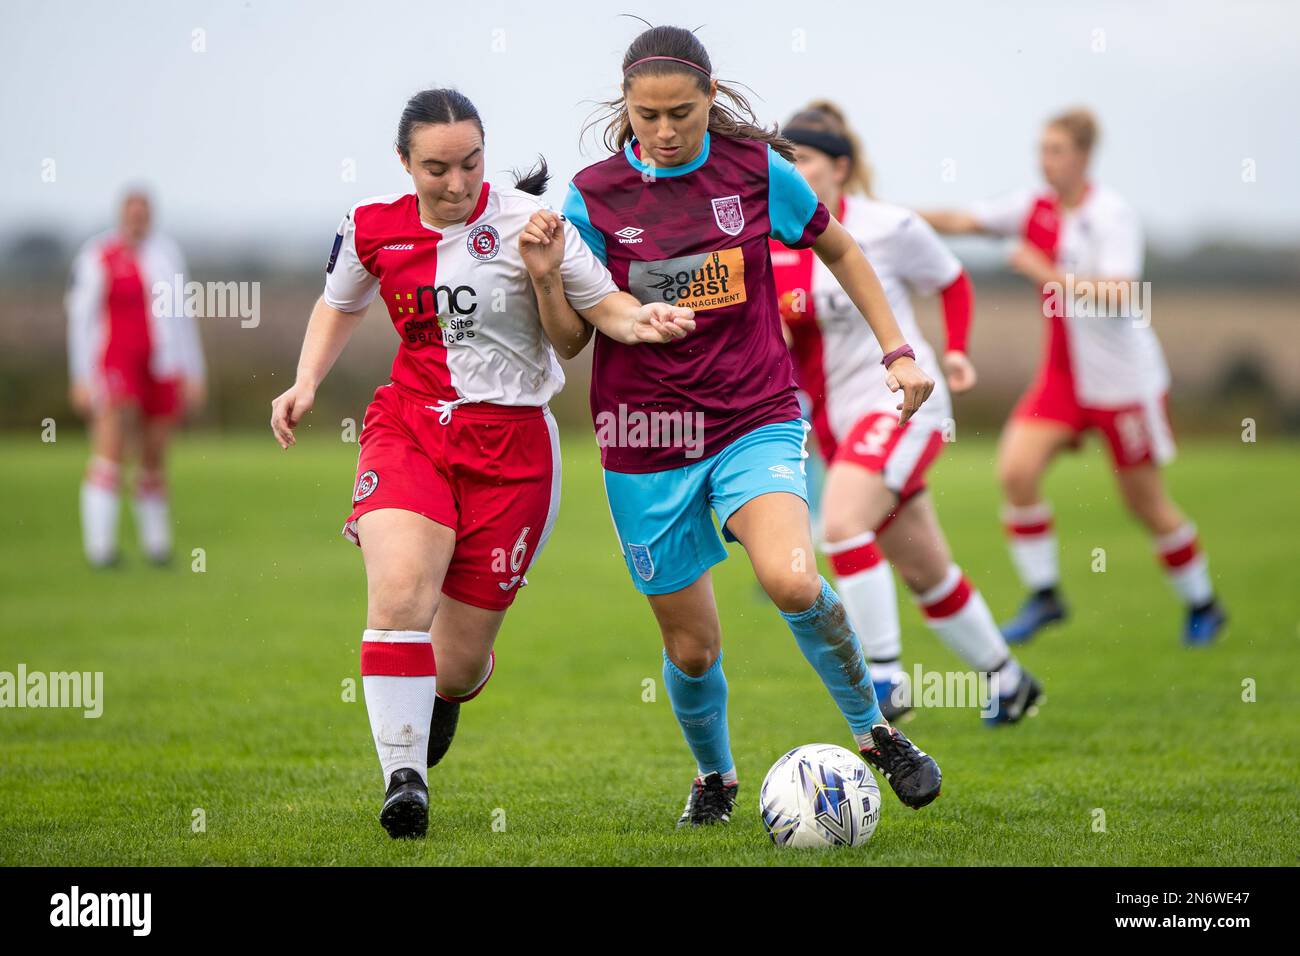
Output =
[{"x1": 603, "y1": 419, "x2": 811, "y2": 595}]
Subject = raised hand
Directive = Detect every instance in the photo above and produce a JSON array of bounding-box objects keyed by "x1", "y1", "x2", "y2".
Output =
[{"x1": 518, "y1": 209, "x2": 566, "y2": 279}]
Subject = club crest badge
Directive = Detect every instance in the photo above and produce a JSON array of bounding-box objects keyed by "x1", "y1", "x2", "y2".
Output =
[
  {"x1": 467, "y1": 224, "x2": 500, "y2": 260},
  {"x1": 354, "y1": 470, "x2": 379, "y2": 502},
  {"x1": 628, "y1": 543, "x2": 655, "y2": 582},
  {"x1": 711, "y1": 194, "x2": 745, "y2": 236}
]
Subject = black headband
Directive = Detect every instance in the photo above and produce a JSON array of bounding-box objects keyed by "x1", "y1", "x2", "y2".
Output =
[{"x1": 783, "y1": 126, "x2": 853, "y2": 159}]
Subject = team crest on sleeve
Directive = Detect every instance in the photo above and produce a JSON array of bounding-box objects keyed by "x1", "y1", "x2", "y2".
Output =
[
  {"x1": 711, "y1": 195, "x2": 745, "y2": 236},
  {"x1": 354, "y1": 470, "x2": 379, "y2": 502},
  {"x1": 628, "y1": 543, "x2": 655, "y2": 582},
  {"x1": 467, "y1": 224, "x2": 500, "y2": 260}
]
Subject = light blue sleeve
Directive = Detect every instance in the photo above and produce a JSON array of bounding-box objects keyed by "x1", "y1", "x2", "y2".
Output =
[
  {"x1": 562, "y1": 182, "x2": 607, "y2": 265},
  {"x1": 767, "y1": 145, "x2": 821, "y2": 246}
]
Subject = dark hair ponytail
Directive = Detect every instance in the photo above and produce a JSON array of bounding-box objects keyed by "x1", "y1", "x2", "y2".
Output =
[
  {"x1": 396, "y1": 88, "x2": 550, "y2": 196},
  {"x1": 585, "y1": 24, "x2": 794, "y2": 161},
  {"x1": 511, "y1": 155, "x2": 550, "y2": 196}
]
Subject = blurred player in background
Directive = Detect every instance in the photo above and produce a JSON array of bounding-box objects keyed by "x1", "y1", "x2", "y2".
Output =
[
  {"x1": 269, "y1": 89, "x2": 693, "y2": 839},
  {"x1": 65, "y1": 190, "x2": 206, "y2": 568},
  {"x1": 771, "y1": 101, "x2": 1041, "y2": 725},
  {"x1": 923, "y1": 108, "x2": 1227, "y2": 646},
  {"x1": 551, "y1": 25, "x2": 944, "y2": 826}
]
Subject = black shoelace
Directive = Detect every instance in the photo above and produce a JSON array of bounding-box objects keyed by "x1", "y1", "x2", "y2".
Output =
[
  {"x1": 876, "y1": 731, "x2": 919, "y2": 778},
  {"x1": 692, "y1": 779, "x2": 732, "y2": 821}
]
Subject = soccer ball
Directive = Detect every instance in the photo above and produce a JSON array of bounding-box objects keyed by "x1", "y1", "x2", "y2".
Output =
[{"x1": 760, "y1": 743, "x2": 881, "y2": 848}]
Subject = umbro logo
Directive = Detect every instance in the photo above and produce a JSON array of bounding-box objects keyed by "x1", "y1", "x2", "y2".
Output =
[
  {"x1": 615, "y1": 226, "x2": 644, "y2": 244},
  {"x1": 382, "y1": 243, "x2": 415, "y2": 251},
  {"x1": 769, "y1": 464, "x2": 795, "y2": 481}
]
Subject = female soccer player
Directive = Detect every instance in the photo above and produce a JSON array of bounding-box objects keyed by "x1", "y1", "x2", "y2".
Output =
[
  {"x1": 269, "y1": 88, "x2": 694, "y2": 839},
  {"x1": 922, "y1": 108, "x2": 1226, "y2": 646},
  {"x1": 538, "y1": 25, "x2": 944, "y2": 824},
  {"x1": 66, "y1": 190, "x2": 206, "y2": 568},
  {"x1": 769, "y1": 101, "x2": 1041, "y2": 725}
]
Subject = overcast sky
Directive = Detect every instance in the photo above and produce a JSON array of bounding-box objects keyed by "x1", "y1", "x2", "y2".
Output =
[{"x1": 2, "y1": 0, "x2": 1296, "y2": 261}]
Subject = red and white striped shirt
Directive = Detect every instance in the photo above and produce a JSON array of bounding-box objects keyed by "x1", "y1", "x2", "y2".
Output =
[
  {"x1": 971, "y1": 184, "x2": 1169, "y2": 407},
  {"x1": 323, "y1": 184, "x2": 616, "y2": 406},
  {"x1": 65, "y1": 231, "x2": 204, "y2": 383}
]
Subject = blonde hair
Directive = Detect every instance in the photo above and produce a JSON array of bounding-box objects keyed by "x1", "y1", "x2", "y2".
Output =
[
  {"x1": 784, "y1": 99, "x2": 874, "y2": 196},
  {"x1": 1046, "y1": 107, "x2": 1100, "y2": 154}
]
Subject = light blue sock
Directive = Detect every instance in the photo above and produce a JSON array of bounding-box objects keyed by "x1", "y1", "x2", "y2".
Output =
[
  {"x1": 662, "y1": 650, "x2": 734, "y2": 777},
  {"x1": 781, "y1": 577, "x2": 883, "y2": 734}
]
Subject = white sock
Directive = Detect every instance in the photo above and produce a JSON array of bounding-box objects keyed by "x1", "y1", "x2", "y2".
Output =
[
  {"x1": 824, "y1": 531, "x2": 900, "y2": 664},
  {"x1": 916, "y1": 565, "x2": 1017, "y2": 675},
  {"x1": 1003, "y1": 503, "x2": 1059, "y2": 591},
  {"x1": 360, "y1": 628, "x2": 436, "y2": 787},
  {"x1": 1155, "y1": 523, "x2": 1214, "y2": 607},
  {"x1": 133, "y1": 470, "x2": 172, "y2": 560},
  {"x1": 80, "y1": 457, "x2": 121, "y2": 565},
  {"x1": 854, "y1": 728, "x2": 883, "y2": 749},
  {"x1": 870, "y1": 658, "x2": 903, "y2": 683},
  {"x1": 992, "y1": 657, "x2": 1024, "y2": 699}
]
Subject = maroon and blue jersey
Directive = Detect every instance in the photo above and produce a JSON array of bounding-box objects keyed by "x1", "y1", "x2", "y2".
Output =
[{"x1": 564, "y1": 131, "x2": 830, "y2": 473}]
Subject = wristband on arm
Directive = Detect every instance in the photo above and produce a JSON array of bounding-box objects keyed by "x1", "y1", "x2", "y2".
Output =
[{"x1": 881, "y1": 344, "x2": 916, "y2": 368}]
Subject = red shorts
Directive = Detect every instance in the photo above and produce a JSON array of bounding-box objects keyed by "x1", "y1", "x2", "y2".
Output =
[
  {"x1": 342, "y1": 383, "x2": 561, "y2": 611},
  {"x1": 98, "y1": 353, "x2": 180, "y2": 419},
  {"x1": 1012, "y1": 372, "x2": 1175, "y2": 469},
  {"x1": 833, "y1": 412, "x2": 946, "y2": 499}
]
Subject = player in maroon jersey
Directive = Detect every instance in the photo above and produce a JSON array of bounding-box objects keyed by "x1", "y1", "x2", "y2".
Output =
[
  {"x1": 269, "y1": 89, "x2": 693, "y2": 839},
  {"x1": 535, "y1": 26, "x2": 944, "y2": 824},
  {"x1": 66, "y1": 190, "x2": 206, "y2": 568}
]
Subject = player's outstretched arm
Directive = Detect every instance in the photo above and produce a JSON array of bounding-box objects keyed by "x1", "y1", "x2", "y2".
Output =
[
  {"x1": 917, "y1": 209, "x2": 985, "y2": 235},
  {"x1": 270, "y1": 295, "x2": 365, "y2": 449},
  {"x1": 578, "y1": 292, "x2": 696, "y2": 347},
  {"x1": 812, "y1": 218, "x2": 934, "y2": 424}
]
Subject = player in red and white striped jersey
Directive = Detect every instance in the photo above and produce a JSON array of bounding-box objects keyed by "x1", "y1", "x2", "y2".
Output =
[
  {"x1": 65, "y1": 190, "x2": 206, "y2": 568},
  {"x1": 923, "y1": 108, "x2": 1225, "y2": 646},
  {"x1": 771, "y1": 102, "x2": 1040, "y2": 725},
  {"x1": 269, "y1": 89, "x2": 693, "y2": 839}
]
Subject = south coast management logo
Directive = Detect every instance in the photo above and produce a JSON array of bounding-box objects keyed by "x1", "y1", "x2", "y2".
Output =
[
  {"x1": 354, "y1": 470, "x2": 379, "y2": 502},
  {"x1": 615, "y1": 226, "x2": 644, "y2": 244},
  {"x1": 627, "y1": 248, "x2": 746, "y2": 312},
  {"x1": 711, "y1": 194, "x2": 744, "y2": 236},
  {"x1": 467, "y1": 223, "x2": 500, "y2": 260}
]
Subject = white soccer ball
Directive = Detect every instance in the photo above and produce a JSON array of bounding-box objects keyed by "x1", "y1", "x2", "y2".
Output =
[{"x1": 760, "y1": 743, "x2": 881, "y2": 848}]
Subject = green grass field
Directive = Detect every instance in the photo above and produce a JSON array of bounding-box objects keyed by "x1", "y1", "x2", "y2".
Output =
[{"x1": 1, "y1": 429, "x2": 1297, "y2": 866}]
